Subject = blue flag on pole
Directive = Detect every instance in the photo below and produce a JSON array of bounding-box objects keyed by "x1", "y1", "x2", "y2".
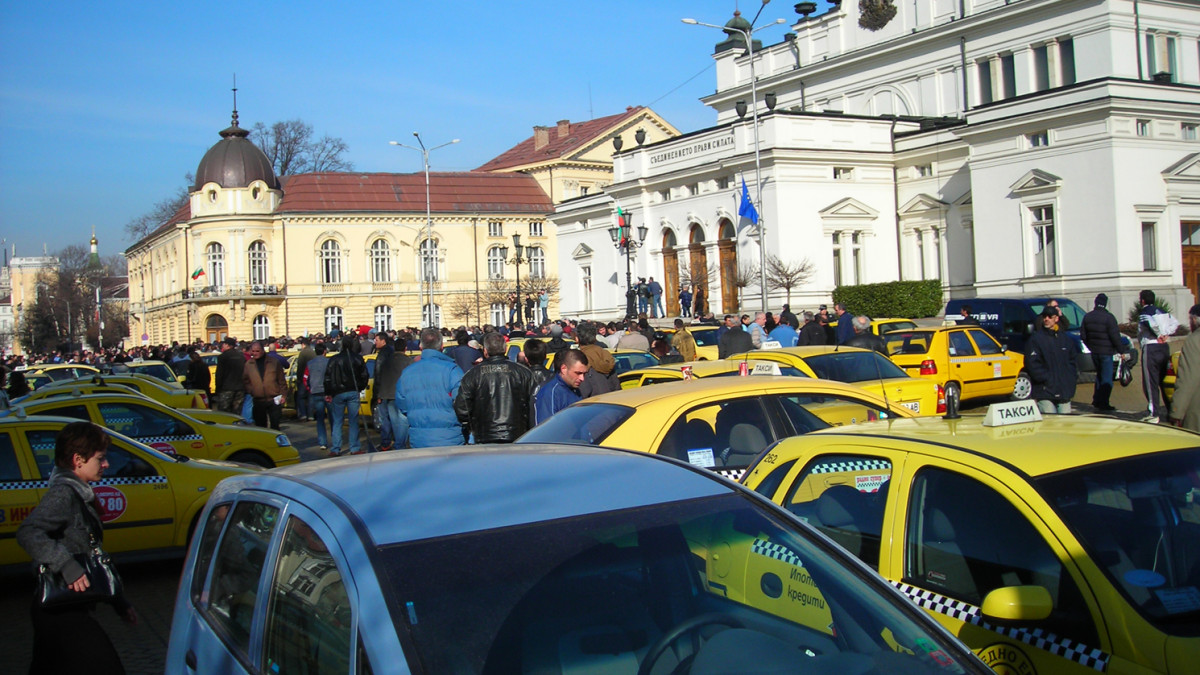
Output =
[{"x1": 738, "y1": 177, "x2": 759, "y2": 225}]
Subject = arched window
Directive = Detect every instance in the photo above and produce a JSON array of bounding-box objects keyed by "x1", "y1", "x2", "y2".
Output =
[
  {"x1": 487, "y1": 246, "x2": 506, "y2": 280},
  {"x1": 663, "y1": 229, "x2": 678, "y2": 249},
  {"x1": 370, "y1": 239, "x2": 392, "y2": 282},
  {"x1": 324, "y1": 307, "x2": 343, "y2": 334},
  {"x1": 205, "y1": 242, "x2": 225, "y2": 288},
  {"x1": 320, "y1": 240, "x2": 342, "y2": 284},
  {"x1": 689, "y1": 225, "x2": 705, "y2": 244},
  {"x1": 719, "y1": 219, "x2": 736, "y2": 240},
  {"x1": 252, "y1": 314, "x2": 270, "y2": 341},
  {"x1": 422, "y1": 303, "x2": 441, "y2": 328},
  {"x1": 528, "y1": 247, "x2": 546, "y2": 278},
  {"x1": 489, "y1": 302, "x2": 505, "y2": 326},
  {"x1": 420, "y1": 239, "x2": 439, "y2": 282},
  {"x1": 375, "y1": 305, "x2": 393, "y2": 332},
  {"x1": 248, "y1": 241, "x2": 267, "y2": 286}
]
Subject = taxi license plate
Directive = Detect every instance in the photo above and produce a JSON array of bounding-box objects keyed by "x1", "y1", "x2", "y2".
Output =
[{"x1": 901, "y1": 401, "x2": 920, "y2": 412}]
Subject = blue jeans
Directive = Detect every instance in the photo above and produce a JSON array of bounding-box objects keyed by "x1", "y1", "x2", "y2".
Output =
[
  {"x1": 375, "y1": 400, "x2": 409, "y2": 448},
  {"x1": 1091, "y1": 353, "x2": 1115, "y2": 409},
  {"x1": 241, "y1": 394, "x2": 254, "y2": 423},
  {"x1": 652, "y1": 294, "x2": 664, "y2": 318},
  {"x1": 638, "y1": 296, "x2": 648, "y2": 314},
  {"x1": 329, "y1": 391, "x2": 361, "y2": 453},
  {"x1": 311, "y1": 395, "x2": 329, "y2": 447}
]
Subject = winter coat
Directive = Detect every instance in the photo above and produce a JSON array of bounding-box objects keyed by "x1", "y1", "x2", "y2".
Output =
[
  {"x1": 672, "y1": 329, "x2": 697, "y2": 362},
  {"x1": 534, "y1": 375, "x2": 581, "y2": 424},
  {"x1": 244, "y1": 356, "x2": 286, "y2": 402},
  {"x1": 373, "y1": 344, "x2": 410, "y2": 402},
  {"x1": 453, "y1": 355, "x2": 537, "y2": 443},
  {"x1": 578, "y1": 344, "x2": 619, "y2": 397},
  {"x1": 1080, "y1": 308, "x2": 1122, "y2": 356},
  {"x1": 1025, "y1": 326, "x2": 1078, "y2": 402},
  {"x1": 397, "y1": 349, "x2": 465, "y2": 447},
  {"x1": 324, "y1": 350, "x2": 369, "y2": 397},
  {"x1": 215, "y1": 348, "x2": 246, "y2": 394},
  {"x1": 718, "y1": 328, "x2": 754, "y2": 358},
  {"x1": 1171, "y1": 331, "x2": 1200, "y2": 432}
]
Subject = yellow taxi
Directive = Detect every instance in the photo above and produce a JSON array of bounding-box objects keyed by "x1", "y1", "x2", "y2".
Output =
[
  {"x1": 3, "y1": 393, "x2": 299, "y2": 468},
  {"x1": 517, "y1": 376, "x2": 916, "y2": 481},
  {"x1": 0, "y1": 415, "x2": 258, "y2": 569},
  {"x1": 25, "y1": 374, "x2": 211, "y2": 409},
  {"x1": 689, "y1": 325, "x2": 721, "y2": 360},
  {"x1": 617, "y1": 358, "x2": 805, "y2": 389},
  {"x1": 829, "y1": 317, "x2": 920, "y2": 336},
  {"x1": 882, "y1": 327, "x2": 1030, "y2": 404},
  {"x1": 742, "y1": 403, "x2": 1200, "y2": 674},
  {"x1": 731, "y1": 346, "x2": 944, "y2": 417},
  {"x1": 110, "y1": 359, "x2": 186, "y2": 387},
  {"x1": 18, "y1": 363, "x2": 100, "y2": 382}
]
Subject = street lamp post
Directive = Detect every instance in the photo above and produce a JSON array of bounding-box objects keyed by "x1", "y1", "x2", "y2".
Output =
[
  {"x1": 683, "y1": 2, "x2": 785, "y2": 313},
  {"x1": 608, "y1": 212, "x2": 649, "y2": 319},
  {"x1": 499, "y1": 233, "x2": 528, "y2": 326},
  {"x1": 389, "y1": 134, "x2": 460, "y2": 327}
]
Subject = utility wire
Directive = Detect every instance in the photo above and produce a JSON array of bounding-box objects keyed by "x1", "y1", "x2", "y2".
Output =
[{"x1": 648, "y1": 63, "x2": 715, "y2": 108}]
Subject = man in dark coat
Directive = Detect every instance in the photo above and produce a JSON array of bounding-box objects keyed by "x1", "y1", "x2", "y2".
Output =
[
  {"x1": 372, "y1": 332, "x2": 411, "y2": 450},
  {"x1": 718, "y1": 321, "x2": 755, "y2": 358},
  {"x1": 798, "y1": 311, "x2": 827, "y2": 346},
  {"x1": 1079, "y1": 293, "x2": 1123, "y2": 411},
  {"x1": 213, "y1": 337, "x2": 246, "y2": 413},
  {"x1": 1025, "y1": 306, "x2": 1077, "y2": 414},
  {"x1": 454, "y1": 332, "x2": 537, "y2": 443},
  {"x1": 844, "y1": 316, "x2": 888, "y2": 354}
]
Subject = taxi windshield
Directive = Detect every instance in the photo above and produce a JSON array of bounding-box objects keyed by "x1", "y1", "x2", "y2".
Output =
[
  {"x1": 516, "y1": 403, "x2": 634, "y2": 446},
  {"x1": 379, "y1": 493, "x2": 975, "y2": 675},
  {"x1": 693, "y1": 329, "x2": 720, "y2": 347},
  {"x1": 1038, "y1": 448, "x2": 1200, "y2": 636},
  {"x1": 804, "y1": 351, "x2": 909, "y2": 382}
]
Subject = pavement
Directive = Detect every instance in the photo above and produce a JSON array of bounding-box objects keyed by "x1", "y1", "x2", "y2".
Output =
[{"x1": 0, "y1": 356, "x2": 1170, "y2": 672}]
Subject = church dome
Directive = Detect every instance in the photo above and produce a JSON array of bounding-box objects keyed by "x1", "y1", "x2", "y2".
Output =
[{"x1": 193, "y1": 111, "x2": 278, "y2": 191}]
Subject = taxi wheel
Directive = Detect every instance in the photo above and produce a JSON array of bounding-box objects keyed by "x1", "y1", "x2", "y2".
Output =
[
  {"x1": 228, "y1": 450, "x2": 275, "y2": 468},
  {"x1": 1012, "y1": 372, "x2": 1033, "y2": 400}
]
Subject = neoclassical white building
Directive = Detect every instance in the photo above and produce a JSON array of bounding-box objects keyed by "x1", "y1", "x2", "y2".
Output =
[{"x1": 554, "y1": 0, "x2": 1200, "y2": 320}]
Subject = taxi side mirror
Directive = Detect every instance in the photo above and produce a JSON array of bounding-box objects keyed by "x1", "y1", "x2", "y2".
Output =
[{"x1": 980, "y1": 585, "x2": 1052, "y2": 622}]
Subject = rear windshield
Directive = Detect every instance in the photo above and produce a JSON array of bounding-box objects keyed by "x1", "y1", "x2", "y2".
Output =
[
  {"x1": 881, "y1": 331, "x2": 933, "y2": 356},
  {"x1": 692, "y1": 329, "x2": 719, "y2": 347},
  {"x1": 516, "y1": 403, "x2": 634, "y2": 446},
  {"x1": 878, "y1": 320, "x2": 918, "y2": 334},
  {"x1": 804, "y1": 351, "x2": 909, "y2": 382}
]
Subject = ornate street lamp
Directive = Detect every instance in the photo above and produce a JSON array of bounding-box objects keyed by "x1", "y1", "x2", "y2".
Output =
[
  {"x1": 608, "y1": 211, "x2": 649, "y2": 319},
  {"x1": 500, "y1": 232, "x2": 530, "y2": 325}
]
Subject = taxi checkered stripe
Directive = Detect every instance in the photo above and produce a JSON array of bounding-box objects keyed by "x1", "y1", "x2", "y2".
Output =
[
  {"x1": 892, "y1": 582, "x2": 1109, "y2": 672},
  {"x1": 751, "y1": 539, "x2": 803, "y2": 567},
  {"x1": 0, "y1": 476, "x2": 166, "y2": 490},
  {"x1": 809, "y1": 459, "x2": 891, "y2": 474},
  {"x1": 715, "y1": 468, "x2": 745, "y2": 481},
  {"x1": 139, "y1": 434, "x2": 202, "y2": 443}
]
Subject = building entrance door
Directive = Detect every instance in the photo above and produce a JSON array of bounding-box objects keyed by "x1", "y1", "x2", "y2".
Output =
[
  {"x1": 205, "y1": 314, "x2": 229, "y2": 344},
  {"x1": 663, "y1": 247, "x2": 679, "y2": 317},
  {"x1": 1184, "y1": 222, "x2": 1200, "y2": 303}
]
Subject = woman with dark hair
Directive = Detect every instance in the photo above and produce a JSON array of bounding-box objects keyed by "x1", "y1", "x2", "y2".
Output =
[
  {"x1": 17, "y1": 421, "x2": 137, "y2": 674},
  {"x1": 8, "y1": 370, "x2": 31, "y2": 399}
]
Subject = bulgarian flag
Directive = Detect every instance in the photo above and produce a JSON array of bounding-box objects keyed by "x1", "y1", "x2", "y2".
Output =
[
  {"x1": 191, "y1": 267, "x2": 205, "y2": 280},
  {"x1": 616, "y1": 206, "x2": 629, "y2": 246}
]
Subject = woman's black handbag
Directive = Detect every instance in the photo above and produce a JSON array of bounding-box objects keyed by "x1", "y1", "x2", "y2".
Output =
[{"x1": 36, "y1": 535, "x2": 122, "y2": 609}]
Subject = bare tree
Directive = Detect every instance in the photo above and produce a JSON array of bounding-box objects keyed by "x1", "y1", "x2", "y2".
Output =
[
  {"x1": 251, "y1": 119, "x2": 353, "y2": 176},
  {"x1": 678, "y1": 258, "x2": 718, "y2": 291},
  {"x1": 447, "y1": 294, "x2": 477, "y2": 327},
  {"x1": 123, "y1": 173, "x2": 193, "y2": 242},
  {"x1": 734, "y1": 262, "x2": 760, "y2": 294},
  {"x1": 764, "y1": 254, "x2": 815, "y2": 307}
]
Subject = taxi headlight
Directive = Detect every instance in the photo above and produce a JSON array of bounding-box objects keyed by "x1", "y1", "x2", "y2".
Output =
[{"x1": 276, "y1": 434, "x2": 291, "y2": 447}]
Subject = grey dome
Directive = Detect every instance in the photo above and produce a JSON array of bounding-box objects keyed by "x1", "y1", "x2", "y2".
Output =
[{"x1": 193, "y1": 114, "x2": 278, "y2": 191}]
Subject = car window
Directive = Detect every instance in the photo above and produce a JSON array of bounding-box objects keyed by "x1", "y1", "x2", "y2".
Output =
[
  {"x1": 98, "y1": 402, "x2": 184, "y2": 438},
  {"x1": 947, "y1": 332, "x2": 976, "y2": 357},
  {"x1": 905, "y1": 468, "x2": 1098, "y2": 646},
  {"x1": 614, "y1": 352, "x2": 657, "y2": 374},
  {"x1": 882, "y1": 331, "x2": 932, "y2": 355},
  {"x1": 22, "y1": 429, "x2": 58, "y2": 479},
  {"x1": 517, "y1": 403, "x2": 634, "y2": 446},
  {"x1": 103, "y1": 443, "x2": 158, "y2": 478},
  {"x1": 692, "y1": 329, "x2": 719, "y2": 347},
  {"x1": 263, "y1": 516, "x2": 352, "y2": 674},
  {"x1": 781, "y1": 455, "x2": 893, "y2": 568},
  {"x1": 32, "y1": 403, "x2": 90, "y2": 422},
  {"x1": 879, "y1": 321, "x2": 918, "y2": 334},
  {"x1": 967, "y1": 329, "x2": 1003, "y2": 355},
  {"x1": 0, "y1": 433, "x2": 20, "y2": 481},
  {"x1": 774, "y1": 393, "x2": 888, "y2": 433},
  {"x1": 656, "y1": 398, "x2": 772, "y2": 469},
  {"x1": 191, "y1": 503, "x2": 233, "y2": 605},
  {"x1": 803, "y1": 351, "x2": 908, "y2": 382},
  {"x1": 1002, "y1": 304, "x2": 1030, "y2": 335},
  {"x1": 203, "y1": 501, "x2": 281, "y2": 657},
  {"x1": 642, "y1": 375, "x2": 682, "y2": 386}
]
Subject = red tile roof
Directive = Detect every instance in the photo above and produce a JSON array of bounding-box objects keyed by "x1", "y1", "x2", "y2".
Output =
[
  {"x1": 476, "y1": 107, "x2": 644, "y2": 172},
  {"x1": 277, "y1": 172, "x2": 552, "y2": 214}
]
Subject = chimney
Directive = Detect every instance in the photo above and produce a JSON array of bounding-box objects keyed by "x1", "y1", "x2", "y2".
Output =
[
  {"x1": 534, "y1": 126, "x2": 550, "y2": 149},
  {"x1": 557, "y1": 119, "x2": 570, "y2": 137}
]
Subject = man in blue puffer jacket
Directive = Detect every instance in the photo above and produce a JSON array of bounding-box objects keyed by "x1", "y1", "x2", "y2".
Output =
[{"x1": 397, "y1": 327, "x2": 466, "y2": 447}]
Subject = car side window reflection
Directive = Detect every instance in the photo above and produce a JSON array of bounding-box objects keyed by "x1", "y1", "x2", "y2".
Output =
[
  {"x1": 35, "y1": 403, "x2": 90, "y2": 422},
  {"x1": 22, "y1": 429, "x2": 58, "y2": 479},
  {"x1": 263, "y1": 516, "x2": 352, "y2": 674},
  {"x1": 775, "y1": 394, "x2": 887, "y2": 434},
  {"x1": 782, "y1": 454, "x2": 893, "y2": 568},
  {"x1": 904, "y1": 468, "x2": 1099, "y2": 646},
  {"x1": 968, "y1": 329, "x2": 1003, "y2": 355},
  {"x1": 98, "y1": 402, "x2": 184, "y2": 438},
  {"x1": 0, "y1": 433, "x2": 20, "y2": 481},
  {"x1": 204, "y1": 501, "x2": 280, "y2": 656},
  {"x1": 103, "y1": 442, "x2": 157, "y2": 478},
  {"x1": 947, "y1": 332, "x2": 976, "y2": 357},
  {"x1": 657, "y1": 398, "x2": 771, "y2": 468}
]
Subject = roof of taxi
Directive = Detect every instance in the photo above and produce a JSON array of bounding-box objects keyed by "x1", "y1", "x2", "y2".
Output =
[
  {"x1": 222, "y1": 445, "x2": 734, "y2": 544},
  {"x1": 584, "y1": 374, "x2": 887, "y2": 406},
  {"x1": 776, "y1": 413, "x2": 1200, "y2": 476},
  {"x1": 730, "y1": 345, "x2": 874, "y2": 358},
  {"x1": 627, "y1": 360, "x2": 744, "y2": 376}
]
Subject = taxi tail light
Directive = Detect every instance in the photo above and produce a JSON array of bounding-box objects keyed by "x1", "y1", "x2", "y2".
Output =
[
  {"x1": 1167, "y1": 360, "x2": 1177, "y2": 378},
  {"x1": 199, "y1": 392, "x2": 209, "y2": 407},
  {"x1": 936, "y1": 384, "x2": 946, "y2": 414},
  {"x1": 919, "y1": 360, "x2": 938, "y2": 376}
]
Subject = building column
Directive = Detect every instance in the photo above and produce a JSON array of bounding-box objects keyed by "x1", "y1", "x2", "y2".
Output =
[{"x1": 989, "y1": 56, "x2": 1004, "y2": 103}]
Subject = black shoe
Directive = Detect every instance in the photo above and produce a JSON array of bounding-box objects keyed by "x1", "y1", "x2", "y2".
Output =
[{"x1": 1096, "y1": 405, "x2": 1117, "y2": 412}]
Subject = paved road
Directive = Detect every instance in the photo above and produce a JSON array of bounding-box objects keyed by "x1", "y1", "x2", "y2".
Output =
[{"x1": 0, "y1": 359, "x2": 1169, "y2": 673}]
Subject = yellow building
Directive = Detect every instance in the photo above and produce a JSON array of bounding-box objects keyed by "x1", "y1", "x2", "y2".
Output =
[
  {"x1": 477, "y1": 106, "x2": 679, "y2": 203},
  {"x1": 125, "y1": 113, "x2": 554, "y2": 345}
]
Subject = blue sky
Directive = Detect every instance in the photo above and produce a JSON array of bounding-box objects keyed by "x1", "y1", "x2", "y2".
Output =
[{"x1": 0, "y1": 1, "x2": 833, "y2": 260}]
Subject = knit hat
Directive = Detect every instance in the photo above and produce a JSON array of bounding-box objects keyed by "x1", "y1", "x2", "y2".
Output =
[{"x1": 1094, "y1": 293, "x2": 1108, "y2": 308}]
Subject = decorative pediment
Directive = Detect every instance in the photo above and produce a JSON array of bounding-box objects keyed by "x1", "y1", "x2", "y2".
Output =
[
  {"x1": 953, "y1": 191, "x2": 972, "y2": 207},
  {"x1": 898, "y1": 193, "x2": 949, "y2": 216},
  {"x1": 1163, "y1": 152, "x2": 1200, "y2": 180},
  {"x1": 572, "y1": 243, "x2": 594, "y2": 259},
  {"x1": 1009, "y1": 169, "x2": 1062, "y2": 196},
  {"x1": 819, "y1": 197, "x2": 880, "y2": 220}
]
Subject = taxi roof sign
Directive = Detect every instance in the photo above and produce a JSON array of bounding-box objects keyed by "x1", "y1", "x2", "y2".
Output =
[
  {"x1": 982, "y1": 400, "x2": 1042, "y2": 427},
  {"x1": 751, "y1": 362, "x2": 782, "y2": 376}
]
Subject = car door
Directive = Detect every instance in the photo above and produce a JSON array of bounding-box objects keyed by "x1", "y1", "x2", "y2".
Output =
[
  {"x1": 0, "y1": 428, "x2": 44, "y2": 565},
  {"x1": 945, "y1": 330, "x2": 991, "y2": 399},
  {"x1": 965, "y1": 329, "x2": 1019, "y2": 396},
  {"x1": 890, "y1": 462, "x2": 1109, "y2": 674},
  {"x1": 654, "y1": 395, "x2": 777, "y2": 480},
  {"x1": 95, "y1": 401, "x2": 206, "y2": 457}
]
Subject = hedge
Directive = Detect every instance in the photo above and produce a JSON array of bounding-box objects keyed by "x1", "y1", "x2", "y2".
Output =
[{"x1": 831, "y1": 280, "x2": 943, "y2": 319}]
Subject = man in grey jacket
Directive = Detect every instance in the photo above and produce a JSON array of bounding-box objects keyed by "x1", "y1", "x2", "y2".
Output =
[{"x1": 305, "y1": 343, "x2": 331, "y2": 450}]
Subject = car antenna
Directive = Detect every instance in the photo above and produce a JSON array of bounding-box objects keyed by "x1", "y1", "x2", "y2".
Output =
[{"x1": 867, "y1": 339, "x2": 892, "y2": 417}]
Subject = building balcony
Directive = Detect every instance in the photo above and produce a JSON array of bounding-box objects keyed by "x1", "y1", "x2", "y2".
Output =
[{"x1": 182, "y1": 284, "x2": 286, "y2": 301}]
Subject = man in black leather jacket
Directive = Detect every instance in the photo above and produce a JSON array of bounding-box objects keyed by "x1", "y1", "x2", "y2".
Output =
[{"x1": 454, "y1": 332, "x2": 537, "y2": 443}]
